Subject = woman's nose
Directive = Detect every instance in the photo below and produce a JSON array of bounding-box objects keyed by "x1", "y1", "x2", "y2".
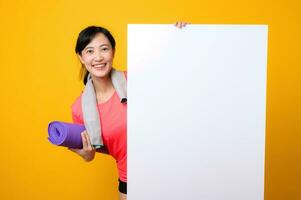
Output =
[{"x1": 94, "y1": 51, "x2": 103, "y2": 61}]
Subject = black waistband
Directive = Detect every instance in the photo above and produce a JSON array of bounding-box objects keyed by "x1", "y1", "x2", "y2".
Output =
[{"x1": 118, "y1": 179, "x2": 127, "y2": 194}]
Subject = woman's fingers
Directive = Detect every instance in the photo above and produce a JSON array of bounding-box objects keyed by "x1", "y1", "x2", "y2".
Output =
[
  {"x1": 81, "y1": 131, "x2": 89, "y2": 149},
  {"x1": 67, "y1": 132, "x2": 95, "y2": 162},
  {"x1": 174, "y1": 21, "x2": 190, "y2": 29},
  {"x1": 180, "y1": 22, "x2": 185, "y2": 28},
  {"x1": 84, "y1": 132, "x2": 93, "y2": 150},
  {"x1": 175, "y1": 21, "x2": 179, "y2": 27},
  {"x1": 175, "y1": 21, "x2": 181, "y2": 28}
]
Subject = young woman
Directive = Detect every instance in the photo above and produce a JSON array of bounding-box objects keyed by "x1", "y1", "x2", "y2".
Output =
[{"x1": 69, "y1": 22, "x2": 188, "y2": 200}]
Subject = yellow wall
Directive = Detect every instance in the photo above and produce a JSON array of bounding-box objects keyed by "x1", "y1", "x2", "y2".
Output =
[{"x1": 0, "y1": 0, "x2": 300, "y2": 199}]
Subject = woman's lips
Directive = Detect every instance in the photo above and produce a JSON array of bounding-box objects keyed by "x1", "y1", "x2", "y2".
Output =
[{"x1": 93, "y1": 63, "x2": 106, "y2": 69}]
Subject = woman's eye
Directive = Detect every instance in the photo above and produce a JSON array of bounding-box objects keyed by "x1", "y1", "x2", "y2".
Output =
[
  {"x1": 102, "y1": 48, "x2": 109, "y2": 51},
  {"x1": 87, "y1": 50, "x2": 94, "y2": 54}
]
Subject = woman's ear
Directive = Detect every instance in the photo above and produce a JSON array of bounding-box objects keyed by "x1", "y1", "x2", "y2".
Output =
[
  {"x1": 112, "y1": 49, "x2": 115, "y2": 58},
  {"x1": 77, "y1": 53, "x2": 84, "y2": 64}
]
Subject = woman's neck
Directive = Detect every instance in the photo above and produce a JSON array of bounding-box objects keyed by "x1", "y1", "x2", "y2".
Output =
[{"x1": 91, "y1": 75, "x2": 114, "y2": 94}]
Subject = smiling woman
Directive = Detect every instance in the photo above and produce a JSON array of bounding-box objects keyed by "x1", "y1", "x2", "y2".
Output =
[
  {"x1": 71, "y1": 26, "x2": 128, "y2": 199},
  {"x1": 75, "y1": 26, "x2": 116, "y2": 85},
  {"x1": 69, "y1": 23, "x2": 188, "y2": 200}
]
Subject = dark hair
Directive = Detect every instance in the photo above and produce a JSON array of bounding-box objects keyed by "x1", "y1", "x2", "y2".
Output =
[{"x1": 75, "y1": 26, "x2": 116, "y2": 84}]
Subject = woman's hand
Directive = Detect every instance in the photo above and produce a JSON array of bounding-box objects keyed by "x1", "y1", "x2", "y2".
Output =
[
  {"x1": 68, "y1": 131, "x2": 96, "y2": 162},
  {"x1": 174, "y1": 21, "x2": 191, "y2": 29}
]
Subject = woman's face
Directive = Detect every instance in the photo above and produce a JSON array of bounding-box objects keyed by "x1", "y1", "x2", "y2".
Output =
[{"x1": 78, "y1": 33, "x2": 114, "y2": 78}]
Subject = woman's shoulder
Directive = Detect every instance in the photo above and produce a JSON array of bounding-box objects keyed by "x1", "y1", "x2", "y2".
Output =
[
  {"x1": 115, "y1": 69, "x2": 127, "y2": 78},
  {"x1": 71, "y1": 92, "x2": 84, "y2": 124},
  {"x1": 71, "y1": 92, "x2": 83, "y2": 115}
]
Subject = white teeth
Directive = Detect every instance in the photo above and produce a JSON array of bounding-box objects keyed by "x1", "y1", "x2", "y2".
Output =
[{"x1": 93, "y1": 64, "x2": 105, "y2": 67}]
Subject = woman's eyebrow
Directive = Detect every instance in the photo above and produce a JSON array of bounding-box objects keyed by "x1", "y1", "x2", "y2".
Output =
[
  {"x1": 85, "y1": 44, "x2": 109, "y2": 50},
  {"x1": 84, "y1": 46, "x2": 94, "y2": 50},
  {"x1": 99, "y1": 44, "x2": 109, "y2": 47}
]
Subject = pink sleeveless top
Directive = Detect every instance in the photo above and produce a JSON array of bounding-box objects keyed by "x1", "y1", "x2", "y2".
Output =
[{"x1": 71, "y1": 89, "x2": 127, "y2": 182}]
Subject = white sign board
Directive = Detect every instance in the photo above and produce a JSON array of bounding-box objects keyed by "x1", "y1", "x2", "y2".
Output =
[{"x1": 128, "y1": 24, "x2": 268, "y2": 200}]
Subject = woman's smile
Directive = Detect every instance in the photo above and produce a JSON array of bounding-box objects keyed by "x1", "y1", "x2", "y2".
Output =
[{"x1": 93, "y1": 63, "x2": 107, "y2": 69}]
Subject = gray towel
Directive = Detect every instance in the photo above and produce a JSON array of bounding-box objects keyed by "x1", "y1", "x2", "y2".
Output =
[{"x1": 81, "y1": 69, "x2": 127, "y2": 149}]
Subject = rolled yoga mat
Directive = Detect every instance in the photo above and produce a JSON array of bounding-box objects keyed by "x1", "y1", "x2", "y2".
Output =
[{"x1": 48, "y1": 121, "x2": 85, "y2": 149}]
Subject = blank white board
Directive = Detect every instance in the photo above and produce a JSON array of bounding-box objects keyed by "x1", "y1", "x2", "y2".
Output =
[{"x1": 128, "y1": 24, "x2": 268, "y2": 200}]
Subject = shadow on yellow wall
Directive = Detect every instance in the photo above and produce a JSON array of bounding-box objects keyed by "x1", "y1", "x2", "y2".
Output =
[{"x1": 0, "y1": 0, "x2": 300, "y2": 199}]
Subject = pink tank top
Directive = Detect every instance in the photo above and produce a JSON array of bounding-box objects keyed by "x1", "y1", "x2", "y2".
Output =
[{"x1": 71, "y1": 90, "x2": 127, "y2": 182}]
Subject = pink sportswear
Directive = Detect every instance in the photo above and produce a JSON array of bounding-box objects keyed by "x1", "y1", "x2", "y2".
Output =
[{"x1": 71, "y1": 85, "x2": 127, "y2": 182}]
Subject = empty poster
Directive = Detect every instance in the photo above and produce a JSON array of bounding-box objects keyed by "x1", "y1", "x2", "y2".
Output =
[{"x1": 128, "y1": 24, "x2": 268, "y2": 200}]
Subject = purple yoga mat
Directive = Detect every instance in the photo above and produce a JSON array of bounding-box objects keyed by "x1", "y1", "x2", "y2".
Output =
[{"x1": 48, "y1": 121, "x2": 85, "y2": 149}]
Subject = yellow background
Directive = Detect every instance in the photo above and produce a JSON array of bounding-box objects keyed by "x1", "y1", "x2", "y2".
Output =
[{"x1": 0, "y1": 0, "x2": 300, "y2": 199}]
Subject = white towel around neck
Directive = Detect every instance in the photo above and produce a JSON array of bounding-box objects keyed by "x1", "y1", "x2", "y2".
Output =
[{"x1": 81, "y1": 69, "x2": 127, "y2": 149}]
